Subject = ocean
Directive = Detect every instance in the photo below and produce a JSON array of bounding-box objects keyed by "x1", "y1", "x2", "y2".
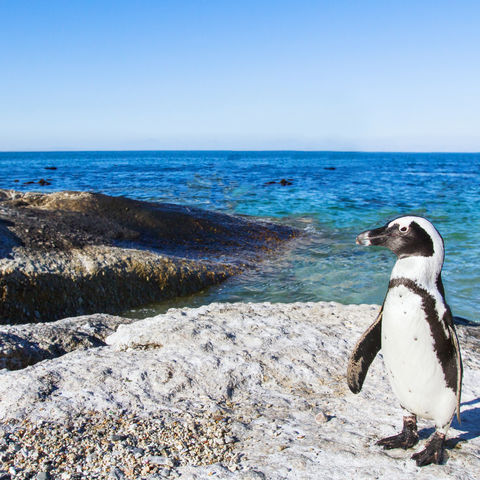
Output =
[{"x1": 0, "y1": 151, "x2": 478, "y2": 322}]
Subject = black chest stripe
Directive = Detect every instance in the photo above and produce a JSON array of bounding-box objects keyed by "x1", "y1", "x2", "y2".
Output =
[{"x1": 388, "y1": 277, "x2": 458, "y2": 392}]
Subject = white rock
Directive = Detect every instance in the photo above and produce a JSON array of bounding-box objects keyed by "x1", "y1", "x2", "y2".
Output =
[{"x1": 0, "y1": 301, "x2": 478, "y2": 479}]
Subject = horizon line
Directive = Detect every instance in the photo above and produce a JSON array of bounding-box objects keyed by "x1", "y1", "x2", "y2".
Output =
[{"x1": 1, "y1": 148, "x2": 480, "y2": 155}]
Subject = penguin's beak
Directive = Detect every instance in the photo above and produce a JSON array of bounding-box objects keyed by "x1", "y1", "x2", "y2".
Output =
[
  {"x1": 356, "y1": 230, "x2": 371, "y2": 246},
  {"x1": 356, "y1": 225, "x2": 390, "y2": 247}
]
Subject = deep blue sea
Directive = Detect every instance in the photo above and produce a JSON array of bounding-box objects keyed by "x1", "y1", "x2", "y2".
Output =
[{"x1": 0, "y1": 151, "x2": 478, "y2": 322}]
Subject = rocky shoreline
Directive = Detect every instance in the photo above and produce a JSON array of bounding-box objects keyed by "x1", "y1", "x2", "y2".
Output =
[
  {"x1": 0, "y1": 190, "x2": 297, "y2": 324},
  {"x1": 0, "y1": 302, "x2": 478, "y2": 479},
  {"x1": 1, "y1": 191, "x2": 478, "y2": 478}
]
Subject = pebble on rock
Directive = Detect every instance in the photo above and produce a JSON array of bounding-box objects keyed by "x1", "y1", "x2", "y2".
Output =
[{"x1": 314, "y1": 411, "x2": 329, "y2": 424}]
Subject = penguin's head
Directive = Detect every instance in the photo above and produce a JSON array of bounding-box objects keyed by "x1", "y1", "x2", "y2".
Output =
[{"x1": 356, "y1": 216, "x2": 444, "y2": 259}]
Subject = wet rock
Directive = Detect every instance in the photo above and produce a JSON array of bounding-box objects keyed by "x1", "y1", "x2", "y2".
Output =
[
  {"x1": 0, "y1": 190, "x2": 298, "y2": 323},
  {"x1": 264, "y1": 179, "x2": 293, "y2": 186},
  {"x1": 21, "y1": 179, "x2": 52, "y2": 187}
]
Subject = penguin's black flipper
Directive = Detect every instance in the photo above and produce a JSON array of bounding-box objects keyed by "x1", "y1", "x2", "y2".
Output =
[
  {"x1": 347, "y1": 305, "x2": 383, "y2": 394},
  {"x1": 438, "y1": 275, "x2": 463, "y2": 423}
]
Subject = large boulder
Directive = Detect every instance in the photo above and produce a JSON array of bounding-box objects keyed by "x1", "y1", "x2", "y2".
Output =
[
  {"x1": 0, "y1": 302, "x2": 478, "y2": 479},
  {"x1": 0, "y1": 190, "x2": 297, "y2": 323}
]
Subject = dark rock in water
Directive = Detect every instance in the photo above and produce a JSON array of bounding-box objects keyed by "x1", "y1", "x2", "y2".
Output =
[
  {"x1": 264, "y1": 179, "x2": 293, "y2": 186},
  {"x1": 324, "y1": 167, "x2": 336, "y2": 171},
  {"x1": 22, "y1": 179, "x2": 52, "y2": 186},
  {"x1": 14, "y1": 180, "x2": 19, "y2": 183},
  {"x1": 44, "y1": 166, "x2": 58, "y2": 170},
  {"x1": 0, "y1": 190, "x2": 298, "y2": 323}
]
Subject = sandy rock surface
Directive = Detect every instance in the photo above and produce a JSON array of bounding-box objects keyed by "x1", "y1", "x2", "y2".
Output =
[{"x1": 0, "y1": 302, "x2": 478, "y2": 479}]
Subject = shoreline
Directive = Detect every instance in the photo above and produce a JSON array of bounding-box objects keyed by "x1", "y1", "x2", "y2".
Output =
[
  {"x1": 0, "y1": 189, "x2": 298, "y2": 324},
  {"x1": 1, "y1": 151, "x2": 478, "y2": 322}
]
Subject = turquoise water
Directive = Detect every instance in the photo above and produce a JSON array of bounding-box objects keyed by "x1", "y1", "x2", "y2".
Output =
[{"x1": 0, "y1": 151, "x2": 478, "y2": 322}]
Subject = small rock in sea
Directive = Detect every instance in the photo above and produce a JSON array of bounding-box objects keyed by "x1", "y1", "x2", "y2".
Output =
[
  {"x1": 14, "y1": 179, "x2": 19, "y2": 182},
  {"x1": 264, "y1": 179, "x2": 293, "y2": 186},
  {"x1": 324, "y1": 166, "x2": 336, "y2": 170},
  {"x1": 22, "y1": 179, "x2": 52, "y2": 186},
  {"x1": 44, "y1": 166, "x2": 58, "y2": 170}
]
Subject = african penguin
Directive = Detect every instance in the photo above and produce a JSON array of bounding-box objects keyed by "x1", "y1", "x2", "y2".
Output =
[{"x1": 347, "y1": 216, "x2": 462, "y2": 466}]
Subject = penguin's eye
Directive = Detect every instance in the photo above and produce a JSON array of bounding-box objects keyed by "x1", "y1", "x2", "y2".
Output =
[{"x1": 399, "y1": 225, "x2": 409, "y2": 233}]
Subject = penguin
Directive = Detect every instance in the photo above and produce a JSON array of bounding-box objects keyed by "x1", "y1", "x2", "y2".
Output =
[{"x1": 347, "y1": 215, "x2": 462, "y2": 466}]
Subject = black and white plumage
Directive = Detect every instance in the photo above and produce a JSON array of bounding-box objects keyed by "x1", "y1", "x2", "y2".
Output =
[{"x1": 347, "y1": 216, "x2": 462, "y2": 466}]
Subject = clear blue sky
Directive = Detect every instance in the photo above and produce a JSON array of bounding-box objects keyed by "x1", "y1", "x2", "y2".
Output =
[{"x1": 1, "y1": 0, "x2": 479, "y2": 151}]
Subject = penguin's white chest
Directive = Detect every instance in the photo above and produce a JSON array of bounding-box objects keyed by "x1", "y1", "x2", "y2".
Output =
[{"x1": 382, "y1": 285, "x2": 455, "y2": 426}]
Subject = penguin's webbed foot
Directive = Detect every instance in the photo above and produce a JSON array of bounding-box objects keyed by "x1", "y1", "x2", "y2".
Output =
[
  {"x1": 376, "y1": 431, "x2": 419, "y2": 450},
  {"x1": 411, "y1": 431, "x2": 445, "y2": 466},
  {"x1": 377, "y1": 415, "x2": 418, "y2": 450}
]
